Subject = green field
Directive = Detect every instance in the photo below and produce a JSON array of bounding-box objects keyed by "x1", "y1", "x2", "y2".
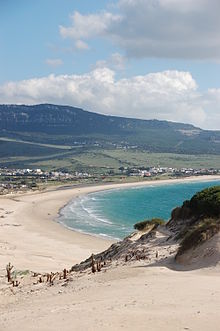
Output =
[
  {"x1": 102, "y1": 150, "x2": 220, "y2": 169},
  {"x1": 1, "y1": 139, "x2": 219, "y2": 173}
]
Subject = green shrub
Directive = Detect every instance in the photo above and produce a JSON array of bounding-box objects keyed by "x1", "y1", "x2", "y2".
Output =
[
  {"x1": 171, "y1": 204, "x2": 192, "y2": 220},
  {"x1": 134, "y1": 218, "x2": 165, "y2": 231},
  {"x1": 171, "y1": 186, "x2": 220, "y2": 222},
  {"x1": 189, "y1": 186, "x2": 220, "y2": 217}
]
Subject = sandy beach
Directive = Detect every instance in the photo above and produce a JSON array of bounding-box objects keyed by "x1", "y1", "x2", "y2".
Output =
[{"x1": 1, "y1": 175, "x2": 220, "y2": 331}]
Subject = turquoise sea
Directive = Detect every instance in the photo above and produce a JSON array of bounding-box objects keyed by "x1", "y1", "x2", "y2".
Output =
[{"x1": 58, "y1": 180, "x2": 220, "y2": 240}]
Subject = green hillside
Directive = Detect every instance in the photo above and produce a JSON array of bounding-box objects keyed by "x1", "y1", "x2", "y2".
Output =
[
  {"x1": 0, "y1": 103, "x2": 220, "y2": 154},
  {"x1": 0, "y1": 104, "x2": 220, "y2": 171}
]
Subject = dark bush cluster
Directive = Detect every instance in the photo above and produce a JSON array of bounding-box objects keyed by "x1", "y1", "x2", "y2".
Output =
[
  {"x1": 189, "y1": 186, "x2": 220, "y2": 217},
  {"x1": 171, "y1": 186, "x2": 220, "y2": 221},
  {"x1": 171, "y1": 204, "x2": 192, "y2": 220},
  {"x1": 171, "y1": 186, "x2": 220, "y2": 257},
  {"x1": 134, "y1": 218, "x2": 165, "y2": 231}
]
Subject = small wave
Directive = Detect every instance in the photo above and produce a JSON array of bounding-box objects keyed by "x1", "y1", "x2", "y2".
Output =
[
  {"x1": 95, "y1": 217, "x2": 113, "y2": 225},
  {"x1": 57, "y1": 220, "x2": 118, "y2": 240},
  {"x1": 82, "y1": 207, "x2": 113, "y2": 225},
  {"x1": 79, "y1": 199, "x2": 113, "y2": 225},
  {"x1": 62, "y1": 196, "x2": 114, "y2": 227},
  {"x1": 130, "y1": 185, "x2": 154, "y2": 190},
  {"x1": 98, "y1": 233, "x2": 120, "y2": 241},
  {"x1": 81, "y1": 205, "x2": 93, "y2": 215}
]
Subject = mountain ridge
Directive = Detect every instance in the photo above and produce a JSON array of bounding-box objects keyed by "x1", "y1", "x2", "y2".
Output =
[
  {"x1": 0, "y1": 103, "x2": 220, "y2": 155},
  {"x1": 0, "y1": 103, "x2": 198, "y2": 132}
]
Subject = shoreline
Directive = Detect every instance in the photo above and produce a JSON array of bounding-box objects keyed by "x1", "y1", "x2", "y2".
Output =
[
  {"x1": 57, "y1": 174, "x2": 220, "y2": 241},
  {"x1": 0, "y1": 175, "x2": 220, "y2": 274},
  {"x1": 52, "y1": 174, "x2": 220, "y2": 193},
  {"x1": 56, "y1": 174, "x2": 220, "y2": 218}
]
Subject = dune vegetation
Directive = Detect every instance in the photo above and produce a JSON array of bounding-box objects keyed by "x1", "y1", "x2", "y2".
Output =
[
  {"x1": 134, "y1": 218, "x2": 165, "y2": 231},
  {"x1": 168, "y1": 186, "x2": 220, "y2": 257}
]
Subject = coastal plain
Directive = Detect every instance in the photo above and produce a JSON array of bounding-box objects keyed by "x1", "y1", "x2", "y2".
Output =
[{"x1": 1, "y1": 176, "x2": 220, "y2": 331}]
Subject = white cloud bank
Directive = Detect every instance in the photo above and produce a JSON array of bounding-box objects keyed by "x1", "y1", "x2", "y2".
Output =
[
  {"x1": 60, "y1": 0, "x2": 220, "y2": 60},
  {"x1": 0, "y1": 68, "x2": 219, "y2": 129}
]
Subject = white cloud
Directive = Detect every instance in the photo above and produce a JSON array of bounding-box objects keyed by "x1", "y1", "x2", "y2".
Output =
[
  {"x1": 95, "y1": 53, "x2": 126, "y2": 70},
  {"x1": 46, "y1": 58, "x2": 63, "y2": 67},
  {"x1": 60, "y1": 0, "x2": 220, "y2": 60},
  {"x1": 75, "y1": 40, "x2": 89, "y2": 50},
  {"x1": 1, "y1": 68, "x2": 219, "y2": 129},
  {"x1": 59, "y1": 11, "x2": 121, "y2": 39}
]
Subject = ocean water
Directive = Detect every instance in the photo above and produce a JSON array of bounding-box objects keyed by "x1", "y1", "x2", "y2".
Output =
[{"x1": 58, "y1": 180, "x2": 220, "y2": 240}]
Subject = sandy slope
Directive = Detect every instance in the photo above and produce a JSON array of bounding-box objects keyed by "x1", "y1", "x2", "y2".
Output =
[
  {"x1": 1, "y1": 264, "x2": 220, "y2": 331},
  {"x1": 1, "y1": 175, "x2": 220, "y2": 331}
]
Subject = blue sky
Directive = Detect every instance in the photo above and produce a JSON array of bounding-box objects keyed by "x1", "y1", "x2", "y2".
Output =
[
  {"x1": 1, "y1": 0, "x2": 119, "y2": 82},
  {"x1": 0, "y1": 0, "x2": 220, "y2": 129}
]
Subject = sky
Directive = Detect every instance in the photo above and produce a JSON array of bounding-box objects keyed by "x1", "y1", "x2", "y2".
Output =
[{"x1": 0, "y1": 0, "x2": 220, "y2": 129}]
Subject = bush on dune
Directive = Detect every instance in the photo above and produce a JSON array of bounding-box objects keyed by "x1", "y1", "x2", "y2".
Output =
[
  {"x1": 171, "y1": 186, "x2": 220, "y2": 222},
  {"x1": 189, "y1": 186, "x2": 220, "y2": 217},
  {"x1": 134, "y1": 218, "x2": 165, "y2": 231},
  {"x1": 170, "y1": 186, "x2": 220, "y2": 257}
]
